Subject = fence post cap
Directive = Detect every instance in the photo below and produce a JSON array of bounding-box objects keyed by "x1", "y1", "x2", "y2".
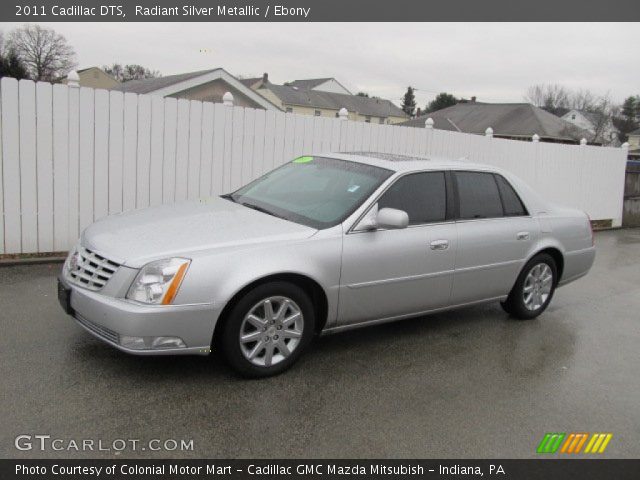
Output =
[
  {"x1": 67, "y1": 70, "x2": 80, "y2": 87},
  {"x1": 621, "y1": 142, "x2": 630, "y2": 150},
  {"x1": 338, "y1": 107, "x2": 348, "y2": 120},
  {"x1": 485, "y1": 127, "x2": 493, "y2": 137},
  {"x1": 532, "y1": 133, "x2": 540, "y2": 142},
  {"x1": 425, "y1": 117, "x2": 434, "y2": 129},
  {"x1": 222, "y1": 91, "x2": 234, "y2": 106},
  {"x1": 580, "y1": 138, "x2": 587, "y2": 146}
]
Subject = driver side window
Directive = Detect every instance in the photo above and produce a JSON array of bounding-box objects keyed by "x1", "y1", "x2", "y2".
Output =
[{"x1": 378, "y1": 172, "x2": 446, "y2": 225}]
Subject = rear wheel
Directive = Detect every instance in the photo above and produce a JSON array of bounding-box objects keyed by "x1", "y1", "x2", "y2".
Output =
[
  {"x1": 220, "y1": 282, "x2": 315, "y2": 377},
  {"x1": 503, "y1": 253, "x2": 557, "y2": 320}
]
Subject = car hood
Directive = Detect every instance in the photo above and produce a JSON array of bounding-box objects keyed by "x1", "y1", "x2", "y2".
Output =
[{"x1": 81, "y1": 197, "x2": 317, "y2": 267}]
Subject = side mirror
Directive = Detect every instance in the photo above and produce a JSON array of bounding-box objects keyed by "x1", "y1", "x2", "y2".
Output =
[{"x1": 376, "y1": 208, "x2": 409, "y2": 230}]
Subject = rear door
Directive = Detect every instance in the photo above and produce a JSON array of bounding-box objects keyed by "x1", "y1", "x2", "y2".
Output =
[
  {"x1": 451, "y1": 171, "x2": 538, "y2": 305},
  {"x1": 338, "y1": 171, "x2": 456, "y2": 325}
]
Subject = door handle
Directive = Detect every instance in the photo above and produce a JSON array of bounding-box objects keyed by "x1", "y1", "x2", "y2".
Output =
[
  {"x1": 430, "y1": 239, "x2": 449, "y2": 250},
  {"x1": 517, "y1": 231, "x2": 530, "y2": 241}
]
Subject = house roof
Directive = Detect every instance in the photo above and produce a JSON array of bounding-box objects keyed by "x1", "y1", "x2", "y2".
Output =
[
  {"x1": 239, "y1": 77, "x2": 263, "y2": 88},
  {"x1": 628, "y1": 128, "x2": 640, "y2": 136},
  {"x1": 113, "y1": 69, "x2": 216, "y2": 94},
  {"x1": 112, "y1": 68, "x2": 279, "y2": 111},
  {"x1": 77, "y1": 67, "x2": 102, "y2": 74},
  {"x1": 264, "y1": 84, "x2": 406, "y2": 118},
  {"x1": 287, "y1": 78, "x2": 333, "y2": 90},
  {"x1": 400, "y1": 103, "x2": 590, "y2": 142}
]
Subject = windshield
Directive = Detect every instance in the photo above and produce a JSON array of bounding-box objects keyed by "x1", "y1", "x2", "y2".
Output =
[{"x1": 227, "y1": 156, "x2": 393, "y2": 229}]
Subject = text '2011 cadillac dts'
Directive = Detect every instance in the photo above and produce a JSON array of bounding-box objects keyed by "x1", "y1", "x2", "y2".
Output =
[{"x1": 58, "y1": 153, "x2": 595, "y2": 377}]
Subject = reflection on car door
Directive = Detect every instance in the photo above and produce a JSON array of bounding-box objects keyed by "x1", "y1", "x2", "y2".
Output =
[
  {"x1": 451, "y1": 171, "x2": 538, "y2": 305},
  {"x1": 338, "y1": 172, "x2": 456, "y2": 326}
]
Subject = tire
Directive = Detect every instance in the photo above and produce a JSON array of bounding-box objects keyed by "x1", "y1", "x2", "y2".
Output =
[
  {"x1": 219, "y1": 281, "x2": 315, "y2": 377},
  {"x1": 503, "y1": 253, "x2": 558, "y2": 320}
]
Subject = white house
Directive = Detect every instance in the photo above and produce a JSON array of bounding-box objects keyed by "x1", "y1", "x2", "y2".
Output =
[{"x1": 561, "y1": 109, "x2": 618, "y2": 145}]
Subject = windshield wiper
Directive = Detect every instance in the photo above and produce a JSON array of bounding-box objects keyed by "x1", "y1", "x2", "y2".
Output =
[{"x1": 240, "y1": 202, "x2": 286, "y2": 220}]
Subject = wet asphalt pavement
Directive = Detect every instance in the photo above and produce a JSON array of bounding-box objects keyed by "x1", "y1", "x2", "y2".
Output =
[{"x1": 1, "y1": 229, "x2": 639, "y2": 459}]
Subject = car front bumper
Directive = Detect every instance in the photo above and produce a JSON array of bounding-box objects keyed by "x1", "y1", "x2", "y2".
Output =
[{"x1": 59, "y1": 275, "x2": 216, "y2": 356}]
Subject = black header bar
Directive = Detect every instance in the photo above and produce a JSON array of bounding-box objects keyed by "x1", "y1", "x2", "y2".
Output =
[{"x1": 3, "y1": 0, "x2": 640, "y2": 22}]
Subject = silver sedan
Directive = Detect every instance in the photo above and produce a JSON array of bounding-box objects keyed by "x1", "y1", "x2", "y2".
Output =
[{"x1": 58, "y1": 153, "x2": 596, "y2": 377}]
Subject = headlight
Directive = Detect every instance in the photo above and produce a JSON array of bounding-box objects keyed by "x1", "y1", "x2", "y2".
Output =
[
  {"x1": 126, "y1": 258, "x2": 190, "y2": 305},
  {"x1": 63, "y1": 246, "x2": 78, "y2": 275}
]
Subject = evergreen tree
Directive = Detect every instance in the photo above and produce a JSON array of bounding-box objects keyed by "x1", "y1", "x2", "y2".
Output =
[
  {"x1": 426, "y1": 93, "x2": 458, "y2": 113},
  {"x1": 0, "y1": 49, "x2": 29, "y2": 80},
  {"x1": 612, "y1": 96, "x2": 639, "y2": 142},
  {"x1": 401, "y1": 86, "x2": 417, "y2": 117}
]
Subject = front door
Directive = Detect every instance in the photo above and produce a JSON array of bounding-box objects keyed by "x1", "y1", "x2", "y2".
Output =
[{"x1": 338, "y1": 171, "x2": 456, "y2": 326}]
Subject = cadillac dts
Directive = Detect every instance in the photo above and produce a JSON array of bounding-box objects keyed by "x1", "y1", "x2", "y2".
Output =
[{"x1": 58, "y1": 153, "x2": 595, "y2": 376}]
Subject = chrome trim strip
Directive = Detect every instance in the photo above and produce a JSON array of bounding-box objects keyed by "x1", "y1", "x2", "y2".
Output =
[
  {"x1": 347, "y1": 269, "x2": 453, "y2": 289},
  {"x1": 454, "y1": 258, "x2": 522, "y2": 274}
]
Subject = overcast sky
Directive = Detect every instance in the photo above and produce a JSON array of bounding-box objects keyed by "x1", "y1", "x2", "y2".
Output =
[{"x1": 1, "y1": 22, "x2": 637, "y2": 108}]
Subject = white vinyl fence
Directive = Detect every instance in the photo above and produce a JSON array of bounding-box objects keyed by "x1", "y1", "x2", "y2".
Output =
[{"x1": 0, "y1": 77, "x2": 628, "y2": 254}]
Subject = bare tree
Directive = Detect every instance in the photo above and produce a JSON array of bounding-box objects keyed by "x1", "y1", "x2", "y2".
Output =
[
  {"x1": 103, "y1": 63, "x2": 161, "y2": 82},
  {"x1": 525, "y1": 84, "x2": 618, "y2": 144},
  {"x1": 8, "y1": 24, "x2": 76, "y2": 81},
  {"x1": 525, "y1": 84, "x2": 571, "y2": 115}
]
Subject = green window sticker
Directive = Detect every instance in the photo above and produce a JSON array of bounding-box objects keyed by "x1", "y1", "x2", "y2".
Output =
[{"x1": 293, "y1": 156, "x2": 313, "y2": 164}]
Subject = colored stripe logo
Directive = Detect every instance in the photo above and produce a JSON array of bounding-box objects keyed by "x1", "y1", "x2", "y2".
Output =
[{"x1": 537, "y1": 433, "x2": 612, "y2": 454}]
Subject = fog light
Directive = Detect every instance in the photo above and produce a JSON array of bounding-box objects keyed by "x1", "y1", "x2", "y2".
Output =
[
  {"x1": 119, "y1": 335, "x2": 186, "y2": 350},
  {"x1": 120, "y1": 335, "x2": 146, "y2": 350},
  {"x1": 151, "y1": 336, "x2": 186, "y2": 349}
]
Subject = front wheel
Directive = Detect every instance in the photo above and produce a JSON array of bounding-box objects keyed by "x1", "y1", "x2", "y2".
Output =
[
  {"x1": 220, "y1": 282, "x2": 315, "y2": 377},
  {"x1": 502, "y1": 253, "x2": 557, "y2": 320}
]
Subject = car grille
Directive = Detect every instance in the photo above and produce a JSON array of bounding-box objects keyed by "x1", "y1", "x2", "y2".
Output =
[
  {"x1": 75, "y1": 314, "x2": 119, "y2": 344},
  {"x1": 67, "y1": 246, "x2": 120, "y2": 291}
]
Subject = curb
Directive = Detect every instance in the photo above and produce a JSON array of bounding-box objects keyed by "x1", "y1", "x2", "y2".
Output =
[{"x1": 0, "y1": 256, "x2": 66, "y2": 267}]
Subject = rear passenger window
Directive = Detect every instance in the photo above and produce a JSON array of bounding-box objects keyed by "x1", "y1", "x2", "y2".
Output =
[
  {"x1": 378, "y1": 172, "x2": 446, "y2": 225},
  {"x1": 454, "y1": 171, "x2": 503, "y2": 219},
  {"x1": 495, "y1": 175, "x2": 527, "y2": 216}
]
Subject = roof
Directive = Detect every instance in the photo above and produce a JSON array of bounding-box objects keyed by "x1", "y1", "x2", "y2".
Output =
[
  {"x1": 239, "y1": 77, "x2": 263, "y2": 88},
  {"x1": 76, "y1": 67, "x2": 103, "y2": 74},
  {"x1": 629, "y1": 128, "x2": 640, "y2": 136},
  {"x1": 264, "y1": 84, "x2": 406, "y2": 118},
  {"x1": 327, "y1": 152, "x2": 451, "y2": 171},
  {"x1": 112, "y1": 68, "x2": 279, "y2": 111},
  {"x1": 318, "y1": 152, "x2": 478, "y2": 173},
  {"x1": 287, "y1": 78, "x2": 333, "y2": 90},
  {"x1": 113, "y1": 69, "x2": 216, "y2": 94},
  {"x1": 400, "y1": 103, "x2": 589, "y2": 142}
]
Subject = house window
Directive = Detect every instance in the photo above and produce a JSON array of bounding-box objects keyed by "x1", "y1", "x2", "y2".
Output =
[
  {"x1": 379, "y1": 118, "x2": 385, "y2": 124},
  {"x1": 571, "y1": 114, "x2": 576, "y2": 120},
  {"x1": 286, "y1": 107, "x2": 293, "y2": 113},
  {"x1": 365, "y1": 116, "x2": 371, "y2": 123},
  {"x1": 314, "y1": 110, "x2": 321, "y2": 116}
]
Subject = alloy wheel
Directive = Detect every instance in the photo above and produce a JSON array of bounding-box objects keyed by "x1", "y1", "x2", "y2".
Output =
[
  {"x1": 523, "y1": 263, "x2": 553, "y2": 311},
  {"x1": 239, "y1": 296, "x2": 304, "y2": 367}
]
